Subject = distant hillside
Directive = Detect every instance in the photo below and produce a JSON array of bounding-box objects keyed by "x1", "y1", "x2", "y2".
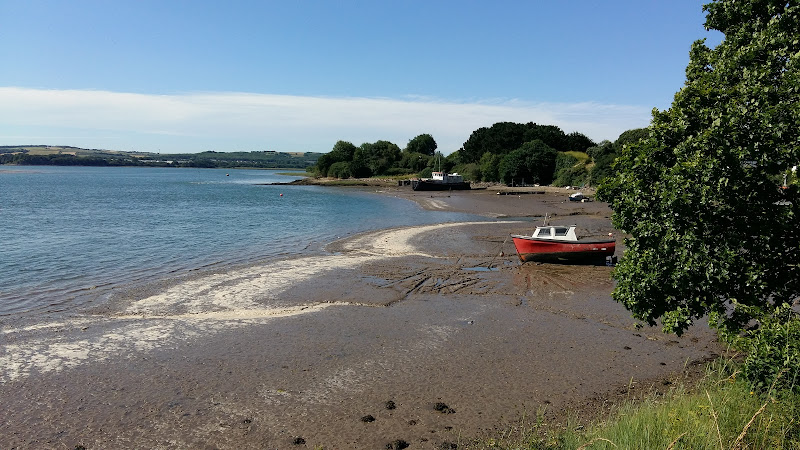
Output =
[{"x1": 0, "y1": 146, "x2": 322, "y2": 169}]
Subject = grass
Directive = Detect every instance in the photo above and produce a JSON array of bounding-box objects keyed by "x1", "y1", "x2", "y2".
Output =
[
  {"x1": 318, "y1": 179, "x2": 392, "y2": 186},
  {"x1": 468, "y1": 359, "x2": 800, "y2": 449},
  {"x1": 275, "y1": 171, "x2": 311, "y2": 176},
  {"x1": 563, "y1": 151, "x2": 591, "y2": 165}
]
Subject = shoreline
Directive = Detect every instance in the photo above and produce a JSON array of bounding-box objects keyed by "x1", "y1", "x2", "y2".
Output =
[{"x1": 0, "y1": 185, "x2": 722, "y2": 449}]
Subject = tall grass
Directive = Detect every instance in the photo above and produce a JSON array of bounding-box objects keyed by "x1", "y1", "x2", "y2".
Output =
[{"x1": 470, "y1": 359, "x2": 800, "y2": 449}]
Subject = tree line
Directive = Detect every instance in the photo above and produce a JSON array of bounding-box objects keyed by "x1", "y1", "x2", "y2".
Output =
[
  {"x1": 0, "y1": 149, "x2": 322, "y2": 169},
  {"x1": 311, "y1": 124, "x2": 647, "y2": 187}
]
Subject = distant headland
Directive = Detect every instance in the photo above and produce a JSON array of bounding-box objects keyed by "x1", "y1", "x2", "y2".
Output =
[{"x1": 0, "y1": 145, "x2": 321, "y2": 170}]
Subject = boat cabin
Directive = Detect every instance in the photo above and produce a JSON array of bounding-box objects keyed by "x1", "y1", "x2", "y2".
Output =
[
  {"x1": 431, "y1": 172, "x2": 464, "y2": 183},
  {"x1": 532, "y1": 225, "x2": 579, "y2": 241}
]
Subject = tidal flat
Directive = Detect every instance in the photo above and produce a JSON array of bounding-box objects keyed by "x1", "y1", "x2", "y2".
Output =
[{"x1": 0, "y1": 186, "x2": 721, "y2": 449}]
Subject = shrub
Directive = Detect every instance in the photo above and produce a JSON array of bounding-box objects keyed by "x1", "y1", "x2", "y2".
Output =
[
  {"x1": 327, "y1": 161, "x2": 352, "y2": 179},
  {"x1": 418, "y1": 167, "x2": 433, "y2": 178},
  {"x1": 553, "y1": 165, "x2": 589, "y2": 187},
  {"x1": 740, "y1": 304, "x2": 800, "y2": 394},
  {"x1": 383, "y1": 167, "x2": 415, "y2": 176},
  {"x1": 458, "y1": 163, "x2": 481, "y2": 181},
  {"x1": 555, "y1": 152, "x2": 579, "y2": 173}
]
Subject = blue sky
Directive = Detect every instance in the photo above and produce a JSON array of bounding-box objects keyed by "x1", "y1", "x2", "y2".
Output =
[{"x1": 0, "y1": 1, "x2": 721, "y2": 154}]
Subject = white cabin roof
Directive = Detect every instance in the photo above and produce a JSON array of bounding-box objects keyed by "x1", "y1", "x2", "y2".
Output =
[{"x1": 532, "y1": 225, "x2": 578, "y2": 241}]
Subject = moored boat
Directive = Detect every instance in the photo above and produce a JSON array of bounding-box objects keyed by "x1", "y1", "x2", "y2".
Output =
[
  {"x1": 411, "y1": 171, "x2": 471, "y2": 191},
  {"x1": 511, "y1": 225, "x2": 615, "y2": 263}
]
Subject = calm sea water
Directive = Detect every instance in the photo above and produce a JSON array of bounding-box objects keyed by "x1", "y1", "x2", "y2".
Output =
[{"x1": 0, "y1": 166, "x2": 478, "y2": 317}]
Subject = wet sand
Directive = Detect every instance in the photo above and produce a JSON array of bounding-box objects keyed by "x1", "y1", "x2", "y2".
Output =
[{"x1": 0, "y1": 186, "x2": 721, "y2": 449}]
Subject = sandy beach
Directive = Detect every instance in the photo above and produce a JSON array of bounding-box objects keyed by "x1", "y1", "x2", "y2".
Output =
[{"x1": 0, "y1": 185, "x2": 722, "y2": 449}]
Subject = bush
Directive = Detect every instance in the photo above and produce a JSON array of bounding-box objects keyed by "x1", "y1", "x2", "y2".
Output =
[
  {"x1": 740, "y1": 305, "x2": 800, "y2": 394},
  {"x1": 555, "y1": 152, "x2": 579, "y2": 173},
  {"x1": 479, "y1": 152, "x2": 501, "y2": 182},
  {"x1": 498, "y1": 140, "x2": 557, "y2": 185},
  {"x1": 553, "y1": 152, "x2": 591, "y2": 186},
  {"x1": 327, "y1": 161, "x2": 352, "y2": 179},
  {"x1": 554, "y1": 165, "x2": 589, "y2": 187},
  {"x1": 458, "y1": 163, "x2": 481, "y2": 181},
  {"x1": 383, "y1": 167, "x2": 415, "y2": 176}
]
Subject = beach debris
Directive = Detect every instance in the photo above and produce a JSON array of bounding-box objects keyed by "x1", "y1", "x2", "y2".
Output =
[
  {"x1": 292, "y1": 436, "x2": 306, "y2": 445},
  {"x1": 360, "y1": 414, "x2": 376, "y2": 422},
  {"x1": 433, "y1": 402, "x2": 455, "y2": 414},
  {"x1": 385, "y1": 400, "x2": 396, "y2": 410},
  {"x1": 386, "y1": 439, "x2": 409, "y2": 449}
]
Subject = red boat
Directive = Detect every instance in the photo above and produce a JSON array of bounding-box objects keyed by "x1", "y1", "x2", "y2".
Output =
[{"x1": 511, "y1": 225, "x2": 615, "y2": 263}]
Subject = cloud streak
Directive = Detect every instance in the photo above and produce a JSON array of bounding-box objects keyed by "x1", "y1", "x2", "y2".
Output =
[{"x1": 0, "y1": 87, "x2": 652, "y2": 153}]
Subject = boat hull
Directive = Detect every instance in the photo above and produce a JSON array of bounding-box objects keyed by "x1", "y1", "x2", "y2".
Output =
[
  {"x1": 411, "y1": 180, "x2": 471, "y2": 191},
  {"x1": 511, "y1": 235, "x2": 615, "y2": 263}
]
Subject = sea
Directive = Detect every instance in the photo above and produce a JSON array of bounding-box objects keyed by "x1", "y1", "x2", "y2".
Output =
[{"x1": 0, "y1": 166, "x2": 479, "y2": 318}]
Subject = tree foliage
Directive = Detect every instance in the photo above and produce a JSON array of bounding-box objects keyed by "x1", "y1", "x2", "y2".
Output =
[
  {"x1": 599, "y1": 0, "x2": 800, "y2": 336},
  {"x1": 740, "y1": 304, "x2": 800, "y2": 393},
  {"x1": 460, "y1": 122, "x2": 530, "y2": 163},
  {"x1": 398, "y1": 151, "x2": 431, "y2": 172},
  {"x1": 587, "y1": 129, "x2": 649, "y2": 187},
  {"x1": 362, "y1": 140, "x2": 401, "y2": 175},
  {"x1": 587, "y1": 141, "x2": 617, "y2": 186},
  {"x1": 479, "y1": 152, "x2": 502, "y2": 182},
  {"x1": 405, "y1": 134, "x2": 437, "y2": 156},
  {"x1": 614, "y1": 128, "x2": 649, "y2": 149},
  {"x1": 1, "y1": 147, "x2": 322, "y2": 169},
  {"x1": 316, "y1": 140, "x2": 357, "y2": 176},
  {"x1": 327, "y1": 161, "x2": 352, "y2": 179},
  {"x1": 460, "y1": 122, "x2": 593, "y2": 166},
  {"x1": 498, "y1": 140, "x2": 557, "y2": 185},
  {"x1": 553, "y1": 152, "x2": 590, "y2": 187},
  {"x1": 310, "y1": 124, "x2": 601, "y2": 182},
  {"x1": 563, "y1": 131, "x2": 596, "y2": 153}
]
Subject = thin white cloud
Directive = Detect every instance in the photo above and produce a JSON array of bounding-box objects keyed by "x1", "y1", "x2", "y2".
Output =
[{"x1": 0, "y1": 87, "x2": 652, "y2": 153}]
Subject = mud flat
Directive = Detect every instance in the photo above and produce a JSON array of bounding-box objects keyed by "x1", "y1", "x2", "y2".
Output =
[{"x1": 0, "y1": 188, "x2": 721, "y2": 449}]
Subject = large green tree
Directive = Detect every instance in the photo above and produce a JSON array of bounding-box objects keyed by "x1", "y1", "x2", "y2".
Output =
[
  {"x1": 460, "y1": 122, "x2": 574, "y2": 164},
  {"x1": 405, "y1": 134, "x2": 437, "y2": 156},
  {"x1": 359, "y1": 140, "x2": 401, "y2": 176},
  {"x1": 587, "y1": 128, "x2": 648, "y2": 186},
  {"x1": 461, "y1": 122, "x2": 529, "y2": 163},
  {"x1": 315, "y1": 140, "x2": 357, "y2": 176},
  {"x1": 600, "y1": 0, "x2": 799, "y2": 336},
  {"x1": 498, "y1": 140, "x2": 557, "y2": 185},
  {"x1": 563, "y1": 131, "x2": 596, "y2": 153},
  {"x1": 479, "y1": 152, "x2": 502, "y2": 182}
]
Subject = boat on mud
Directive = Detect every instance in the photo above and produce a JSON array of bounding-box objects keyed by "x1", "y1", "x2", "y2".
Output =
[
  {"x1": 411, "y1": 171, "x2": 471, "y2": 191},
  {"x1": 511, "y1": 225, "x2": 615, "y2": 263}
]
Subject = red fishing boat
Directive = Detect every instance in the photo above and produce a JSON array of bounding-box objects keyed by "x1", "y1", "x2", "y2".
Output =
[{"x1": 511, "y1": 225, "x2": 615, "y2": 263}]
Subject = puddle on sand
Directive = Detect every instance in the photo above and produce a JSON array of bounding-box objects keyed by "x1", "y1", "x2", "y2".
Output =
[{"x1": 462, "y1": 266, "x2": 500, "y2": 272}]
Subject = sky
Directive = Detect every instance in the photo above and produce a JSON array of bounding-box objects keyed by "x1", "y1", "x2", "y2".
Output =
[{"x1": 0, "y1": 1, "x2": 722, "y2": 155}]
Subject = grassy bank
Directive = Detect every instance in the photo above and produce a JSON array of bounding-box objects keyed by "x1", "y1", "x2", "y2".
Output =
[{"x1": 473, "y1": 359, "x2": 799, "y2": 449}]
